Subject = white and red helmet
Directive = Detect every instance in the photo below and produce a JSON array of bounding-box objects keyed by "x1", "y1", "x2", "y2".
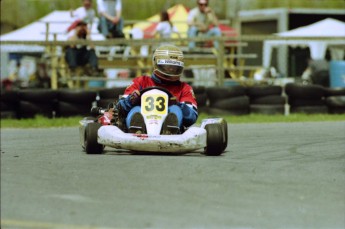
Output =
[{"x1": 152, "y1": 45, "x2": 184, "y2": 82}]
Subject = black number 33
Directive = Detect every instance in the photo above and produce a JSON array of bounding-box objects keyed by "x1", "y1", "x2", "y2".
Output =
[{"x1": 145, "y1": 96, "x2": 165, "y2": 112}]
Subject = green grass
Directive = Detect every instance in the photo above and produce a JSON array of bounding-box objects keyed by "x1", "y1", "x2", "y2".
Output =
[{"x1": 1, "y1": 113, "x2": 344, "y2": 129}]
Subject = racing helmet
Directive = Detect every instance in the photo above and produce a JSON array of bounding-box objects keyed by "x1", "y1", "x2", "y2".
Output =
[{"x1": 152, "y1": 45, "x2": 184, "y2": 82}]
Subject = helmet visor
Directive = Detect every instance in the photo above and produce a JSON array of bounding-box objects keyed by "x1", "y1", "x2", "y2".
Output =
[{"x1": 157, "y1": 59, "x2": 184, "y2": 76}]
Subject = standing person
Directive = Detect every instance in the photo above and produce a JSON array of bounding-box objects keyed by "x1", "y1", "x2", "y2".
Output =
[
  {"x1": 115, "y1": 45, "x2": 198, "y2": 134},
  {"x1": 153, "y1": 10, "x2": 180, "y2": 39},
  {"x1": 187, "y1": 0, "x2": 222, "y2": 50},
  {"x1": 97, "y1": 0, "x2": 124, "y2": 38},
  {"x1": 67, "y1": 0, "x2": 96, "y2": 32},
  {"x1": 65, "y1": 21, "x2": 99, "y2": 76}
]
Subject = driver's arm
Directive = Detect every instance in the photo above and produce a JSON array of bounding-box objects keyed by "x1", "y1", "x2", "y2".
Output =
[{"x1": 117, "y1": 78, "x2": 142, "y2": 113}]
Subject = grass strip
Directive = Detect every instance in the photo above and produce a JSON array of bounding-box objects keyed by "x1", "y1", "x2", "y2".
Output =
[{"x1": 1, "y1": 113, "x2": 345, "y2": 129}]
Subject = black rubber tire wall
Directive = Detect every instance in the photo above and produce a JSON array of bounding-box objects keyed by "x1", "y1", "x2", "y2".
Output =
[
  {"x1": 98, "y1": 87, "x2": 127, "y2": 99},
  {"x1": 246, "y1": 85, "x2": 282, "y2": 98},
  {"x1": 17, "y1": 90, "x2": 58, "y2": 118},
  {"x1": 56, "y1": 90, "x2": 97, "y2": 117},
  {"x1": 285, "y1": 83, "x2": 326, "y2": 99},
  {"x1": 206, "y1": 86, "x2": 246, "y2": 105}
]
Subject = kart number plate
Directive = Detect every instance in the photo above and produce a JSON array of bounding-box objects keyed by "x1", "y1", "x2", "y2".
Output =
[{"x1": 142, "y1": 94, "x2": 168, "y2": 115}]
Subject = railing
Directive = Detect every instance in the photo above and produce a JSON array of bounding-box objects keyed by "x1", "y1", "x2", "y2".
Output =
[{"x1": 2, "y1": 35, "x2": 342, "y2": 89}]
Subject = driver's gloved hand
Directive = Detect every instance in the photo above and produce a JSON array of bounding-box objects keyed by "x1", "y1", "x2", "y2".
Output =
[
  {"x1": 169, "y1": 96, "x2": 179, "y2": 106},
  {"x1": 117, "y1": 90, "x2": 141, "y2": 113},
  {"x1": 127, "y1": 90, "x2": 140, "y2": 106}
]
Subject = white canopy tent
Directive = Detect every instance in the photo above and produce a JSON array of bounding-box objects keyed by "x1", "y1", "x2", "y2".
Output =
[
  {"x1": 263, "y1": 18, "x2": 345, "y2": 71},
  {"x1": 0, "y1": 10, "x2": 104, "y2": 53}
]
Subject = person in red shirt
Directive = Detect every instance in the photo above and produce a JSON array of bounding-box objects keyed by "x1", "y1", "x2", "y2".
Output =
[{"x1": 116, "y1": 45, "x2": 198, "y2": 134}]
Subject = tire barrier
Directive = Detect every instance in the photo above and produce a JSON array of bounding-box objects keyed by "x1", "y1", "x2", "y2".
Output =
[
  {"x1": 326, "y1": 96, "x2": 345, "y2": 114},
  {"x1": 324, "y1": 88, "x2": 345, "y2": 114},
  {"x1": 192, "y1": 86, "x2": 208, "y2": 113},
  {"x1": 206, "y1": 86, "x2": 249, "y2": 114},
  {"x1": 1, "y1": 84, "x2": 344, "y2": 119},
  {"x1": 18, "y1": 89, "x2": 58, "y2": 118},
  {"x1": 0, "y1": 90, "x2": 19, "y2": 118},
  {"x1": 285, "y1": 83, "x2": 328, "y2": 114},
  {"x1": 97, "y1": 87, "x2": 126, "y2": 108},
  {"x1": 56, "y1": 90, "x2": 97, "y2": 117},
  {"x1": 246, "y1": 85, "x2": 286, "y2": 115}
]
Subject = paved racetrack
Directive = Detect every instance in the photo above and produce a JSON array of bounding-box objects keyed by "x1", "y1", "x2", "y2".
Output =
[{"x1": 1, "y1": 122, "x2": 345, "y2": 229}]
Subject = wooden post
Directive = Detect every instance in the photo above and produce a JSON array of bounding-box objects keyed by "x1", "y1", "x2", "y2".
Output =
[
  {"x1": 217, "y1": 38, "x2": 225, "y2": 86},
  {"x1": 51, "y1": 34, "x2": 58, "y2": 89}
]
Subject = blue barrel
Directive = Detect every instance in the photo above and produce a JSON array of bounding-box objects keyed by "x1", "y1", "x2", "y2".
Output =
[
  {"x1": 330, "y1": 61, "x2": 345, "y2": 88},
  {"x1": 88, "y1": 80, "x2": 105, "y2": 88}
]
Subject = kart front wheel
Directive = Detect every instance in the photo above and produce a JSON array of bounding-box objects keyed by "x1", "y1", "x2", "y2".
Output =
[
  {"x1": 204, "y1": 123, "x2": 226, "y2": 156},
  {"x1": 85, "y1": 123, "x2": 103, "y2": 154}
]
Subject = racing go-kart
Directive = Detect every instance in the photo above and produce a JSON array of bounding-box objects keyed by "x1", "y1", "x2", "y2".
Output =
[{"x1": 79, "y1": 87, "x2": 228, "y2": 156}]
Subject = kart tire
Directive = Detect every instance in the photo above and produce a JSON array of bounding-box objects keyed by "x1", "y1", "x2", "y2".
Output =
[
  {"x1": 85, "y1": 122, "x2": 103, "y2": 154},
  {"x1": 204, "y1": 123, "x2": 225, "y2": 156},
  {"x1": 220, "y1": 119, "x2": 228, "y2": 152}
]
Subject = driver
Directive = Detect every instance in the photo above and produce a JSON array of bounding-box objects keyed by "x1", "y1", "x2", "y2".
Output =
[{"x1": 116, "y1": 45, "x2": 198, "y2": 134}]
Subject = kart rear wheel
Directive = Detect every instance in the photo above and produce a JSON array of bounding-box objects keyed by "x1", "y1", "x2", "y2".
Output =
[
  {"x1": 85, "y1": 122, "x2": 103, "y2": 154},
  {"x1": 204, "y1": 123, "x2": 226, "y2": 156},
  {"x1": 220, "y1": 119, "x2": 228, "y2": 152}
]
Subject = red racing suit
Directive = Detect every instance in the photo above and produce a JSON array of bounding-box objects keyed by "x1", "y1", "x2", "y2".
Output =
[{"x1": 118, "y1": 75, "x2": 198, "y2": 127}]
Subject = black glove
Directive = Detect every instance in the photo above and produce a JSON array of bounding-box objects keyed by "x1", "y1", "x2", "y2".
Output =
[
  {"x1": 127, "y1": 90, "x2": 141, "y2": 106},
  {"x1": 169, "y1": 96, "x2": 179, "y2": 106}
]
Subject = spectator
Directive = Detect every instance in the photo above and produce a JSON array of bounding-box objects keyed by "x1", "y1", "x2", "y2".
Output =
[
  {"x1": 65, "y1": 21, "x2": 100, "y2": 76},
  {"x1": 153, "y1": 10, "x2": 180, "y2": 39},
  {"x1": 97, "y1": 0, "x2": 124, "y2": 38},
  {"x1": 187, "y1": 0, "x2": 222, "y2": 50},
  {"x1": 67, "y1": 0, "x2": 96, "y2": 32},
  {"x1": 302, "y1": 59, "x2": 329, "y2": 87}
]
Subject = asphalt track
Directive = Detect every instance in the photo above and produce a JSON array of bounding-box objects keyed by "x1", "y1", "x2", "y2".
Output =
[{"x1": 1, "y1": 121, "x2": 344, "y2": 229}]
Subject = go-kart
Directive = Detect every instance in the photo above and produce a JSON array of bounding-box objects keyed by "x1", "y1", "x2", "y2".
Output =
[{"x1": 79, "y1": 87, "x2": 228, "y2": 156}]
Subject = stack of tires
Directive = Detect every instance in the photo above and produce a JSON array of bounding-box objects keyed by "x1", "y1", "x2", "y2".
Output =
[
  {"x1": 192, "y1": 86, "x2": 208, "y2": 113},
  {"x1": 56, "y1": 90, "x2": 97, "y2": 117},
  {"x1": 97, "y1": 87, "x2": 126, "y2": 108},
  {"x1": 325, "y1": 87, "x2": 345, "y2": 114},
  {"x1": 246, "y1": 85, "x2": 286, "y2": 115},
  {"x1": 285, "y1": 83, "x2": 328, "y2": 114},
  {"x1": 206, "y1": 85, "x2": 249, "y2": 115},
  {"x1": 1, "y1": 90, "x2": 19, "y2": 119},
  {"x1": 17, "y1": 89, "x2": 58, "y2": 118}
]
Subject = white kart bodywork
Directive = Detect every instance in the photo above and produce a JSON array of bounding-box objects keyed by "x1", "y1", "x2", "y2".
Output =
[{"x1": 98, "y1": 125, "x2": 207, "y2": 153}]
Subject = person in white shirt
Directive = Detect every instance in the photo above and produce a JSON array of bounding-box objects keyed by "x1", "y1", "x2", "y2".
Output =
[
  {"x1": 65, "y1": 21, "x2": 99, "y2": 76},
  {"x1": 67, "y1": 0, "x2": 95, "y2": 32},
  {"x1": 187, "y1": 0, "x2": 221, "y2": 50},
  {"x1": 97, "y1": 0, "x2": 124, "y2": 38},
  {"x1": 154, "y1": 10, "x2": 180, "y2": 39}
]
